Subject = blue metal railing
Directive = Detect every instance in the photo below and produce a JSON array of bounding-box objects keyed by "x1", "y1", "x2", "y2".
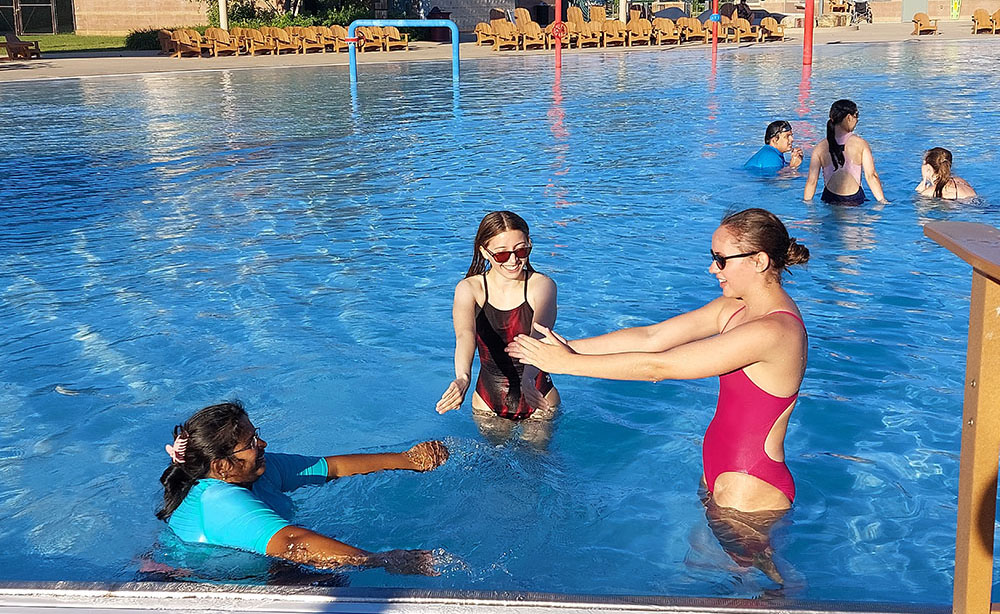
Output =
[{"x1": 347, "y1": 19, "x2": 460, "y2": 86}]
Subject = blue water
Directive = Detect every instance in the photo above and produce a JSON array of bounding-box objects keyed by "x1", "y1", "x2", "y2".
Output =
[{"x1": 1, "y1": 39, "x2": 998, "y2": 602}]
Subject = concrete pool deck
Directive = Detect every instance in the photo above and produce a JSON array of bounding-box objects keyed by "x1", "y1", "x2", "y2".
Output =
[{"x1": 0, "y1": 20, "x2": 991, "y2": 82}]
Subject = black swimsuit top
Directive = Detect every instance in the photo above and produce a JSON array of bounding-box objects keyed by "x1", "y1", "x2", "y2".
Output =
[{"x1": 473, "y1": 271, "x2": 553, "y2": 420}]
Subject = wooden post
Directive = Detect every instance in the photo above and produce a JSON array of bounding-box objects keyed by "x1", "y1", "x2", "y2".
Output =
[{"x1": 924, "y1": 222, "x2": 1000, "y2": 614}]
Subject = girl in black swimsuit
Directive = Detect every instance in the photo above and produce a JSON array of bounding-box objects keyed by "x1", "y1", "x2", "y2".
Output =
[{"x1": 436, "y1": 211, "x2": 560, "y2": 446}]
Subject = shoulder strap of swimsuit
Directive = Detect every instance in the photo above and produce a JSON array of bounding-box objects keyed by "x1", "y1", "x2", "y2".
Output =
[
  {"x1": 523, "y1": 270, "x2": 531, "y2": 302},
  {"x1": 482, "y1": 272, "x2": 489, "y2": 304},
  {"x1": 721, "y1": 305, "x2": 746, "y2": 333},
  {"x1": 767, "y1": 310, "x2": 806, "y2": 330}
]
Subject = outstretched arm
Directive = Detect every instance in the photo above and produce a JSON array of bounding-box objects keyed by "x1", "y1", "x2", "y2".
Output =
[
  {"x1": 862, "y1": 142, "x2": 886, "y2": 203},
  {"x1": 566, "y1": 298, "x2": 726, "y2": 356},
  {"x1": 267, "y1": 526, "x2": 437, "y2": 575},
  {"x1": 510, "y1": 316, "x2": 786, "y2": 383},
  {"x1": 325, "y1": 441, "x2": 448, "y2": 479},
  {"x1": 437, "y1": 281, "x2": 477, "y2": 413},
  {"x1": 803, "y1": 147, "x2": 822, "y2": 201}
]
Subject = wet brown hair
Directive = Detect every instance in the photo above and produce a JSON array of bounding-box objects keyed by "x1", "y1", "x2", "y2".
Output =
[
  {"x1": 721, "y1": 208, "x2": 809, "y2": 280},
  {"x1": 465, "y1": 211, "x2": 535, "y2": 278},
  {"x1": 827, "y1": 99, "x2": 858, "y2": 171},
  {"x1": 924, "y1": 147, "x2": 953, "y2": 198}
]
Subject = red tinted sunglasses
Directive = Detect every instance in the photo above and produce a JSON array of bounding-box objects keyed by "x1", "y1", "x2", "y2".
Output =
[{"x1": 484, "y1": 245, "x2": 531, "y2": 263}]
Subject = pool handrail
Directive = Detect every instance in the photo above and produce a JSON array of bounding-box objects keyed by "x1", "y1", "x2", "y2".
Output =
[
  {"x1": 347, "y1": 19, "x2": 459, "y2": 86},
  {"x1": 924, "y1": 221, "x2": 1000, "y2": 614}
]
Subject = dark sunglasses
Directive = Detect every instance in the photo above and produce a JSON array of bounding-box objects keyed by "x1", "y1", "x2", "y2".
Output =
[
  {"x1": 484, "y1": 245, "x2": 531, "y2": 264},
  {"x1": 232, "y1": 428, "x2": 261, "y2": 455},
  {"x1": 711, "y1": 250, "x2": 757, "y2": 270}
]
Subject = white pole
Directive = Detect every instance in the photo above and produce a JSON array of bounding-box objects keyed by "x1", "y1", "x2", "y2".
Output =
[
  {"x1": 619, "y1": 0, "x2": 627, "y2": 21},
  {"x1": 219, "y1": 0, "x2": 229, "y2": 30}
]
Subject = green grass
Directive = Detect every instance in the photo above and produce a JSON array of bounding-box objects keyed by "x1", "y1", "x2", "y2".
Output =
[{"x1": 17, "y1": 34, "x2": 127, "y2": 53}]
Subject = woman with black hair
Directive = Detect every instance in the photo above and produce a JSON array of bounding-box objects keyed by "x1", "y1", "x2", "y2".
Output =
[
  {"x1": 804, "y1": 99, "x2": 886, "y2": 205},
  {"x1": 157, "y1": 401, "x2": 448, "y2": 575}
]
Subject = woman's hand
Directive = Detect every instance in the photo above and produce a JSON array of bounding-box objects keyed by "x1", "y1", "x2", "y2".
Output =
[
  {"x1": 507, "y1": 324, "x2": 575, "y2": 374},
  {"x1": 436, "y1": 376, "x2": 469, "y2": 414},
  {"x1": 404, "y1": 440, "x2": 449, "y2": 472},
  {"x1": 520, "y1": 375, "x2": 548, "y2": 412},
  {"x1": 372, "y1": 549, "x2": 439, "y2": 576}
]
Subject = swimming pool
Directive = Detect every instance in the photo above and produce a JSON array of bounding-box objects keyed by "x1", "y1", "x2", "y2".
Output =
[{"x1": 0, "y1": 39, "x2": 998, "y2": 602}]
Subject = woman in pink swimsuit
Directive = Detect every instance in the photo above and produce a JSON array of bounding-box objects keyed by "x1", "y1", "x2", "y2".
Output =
[
  {"x1": 508, "y1": 208, "x2": 809, "y2": 513},
  {"x1": 804, "y1": 99, "x2": 887, "y2": 205}
]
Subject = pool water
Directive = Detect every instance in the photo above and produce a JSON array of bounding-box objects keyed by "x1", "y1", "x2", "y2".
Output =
[{"x1": 1, "y1": 39, "x2": 998, "y2": 602}]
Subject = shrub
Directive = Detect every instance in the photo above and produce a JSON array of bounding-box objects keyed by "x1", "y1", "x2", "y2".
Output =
[{"x1": 125, "y1": 25, "x2": 208, "y2": 50}]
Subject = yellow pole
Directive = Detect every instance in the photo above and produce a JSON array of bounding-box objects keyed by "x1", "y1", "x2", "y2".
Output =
[{"x1": 924, "y1": 222, "x2": 1000, "y2": 614}]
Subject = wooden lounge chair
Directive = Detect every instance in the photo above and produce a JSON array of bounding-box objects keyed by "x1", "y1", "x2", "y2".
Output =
[
  {"x1": 993, "y1": 9, "x2": 1000, "y2": 33},
  {"x1": 828, "y1": 0, "x2": 848, "y2": 12},
  {"x1": 382, "y1": 26, "x2": 409, "y2": 51},
  {"x1": 204, "y1": 27, "x2": 240, "y2": 56},
  {"x1": 491, "y1": 19, "x2": 520, "y2": 50},
  {"x1": 262, "y1": 26, "x2": 298, "y2": 54},
  {"x1": 324, "y1": 25, "x2": 350, "y2": 52},
  {"x1": 910, "y1": 12, "x2": 938, "y2": 35},
  {"x1": 183, "y1": 29, "x2": 213, "y2": 55},
  {"x1": 157, "y1": 29, "x2": 177, "y2": 55},
  {"x1": 758, "y1": 17, "x2": 785, "y2": 41},
  {"x1": 544, "y1": 20, "x2": 575, "y2": 47},
  {"x1": 296, "y1": 26, "x2": 325, "y2": 53},
  {"x1": 513, "y1": 8, "x2": 546, "y2": 49},
  {"x1": 652, "y1": 18, "x2": 680, "y2": 45},
  {"x1": 676, "y1": 17, "x2": 710, "y2": 43},
  {"x1": 730, "y1": 18, "x2": 757, "y2": 42},
  {"x1": 241, "y1": 28, "x2": 275, "y2": 55},
  {"x1": 474, "y1": 22, "x2": 496, "y2": 46},
  {"x1": 971, "y1": 8, "x2": 993, "y2": 33},
  {"x1": 2, "y1": 33, "x2": 41, "y2": 59},
  {"x1": 626, "y1": 17, "x2": 653, "y2": 46},
  {"x1": 355, "y1": 26, "x2": 384, "y2": 52},
  {"x1": 589, "y1": 5, "x2": 607, "y2": 23},
  {"x1": 168, "y1": 30, "x2": 203, "y2": 57},
  {"x1": 602, "y1": 19, "x2": 627, "y2": 47},
  {"x1": 575, "y1": 21, "x2": 602, "y2": 47}
]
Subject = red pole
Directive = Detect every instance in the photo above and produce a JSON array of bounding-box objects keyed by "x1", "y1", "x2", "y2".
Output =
[
  {"x1": 803, "y1": 0, "x2": 814, "y2": 65},
  {"x1": 711, "y1": 0, "x2": 719, "y2": 56},
  {"x1": 554, "y1": 0, "x2": 563, "y2": 69}
]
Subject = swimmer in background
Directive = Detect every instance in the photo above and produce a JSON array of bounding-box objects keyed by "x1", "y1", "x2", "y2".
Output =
[
  {"x1": 916, "y1": 147, "x2": 977, "y2": 199},
  {"x1": 804, "y1": 99, "x2": 887, "y2": 205},
  {"x1": 507, "y1": 208, "x2": 809, "y2": 582},
  {"x1": 744, "y1": 121, "x2": 803, "y2": 173},
  {"x1": 157, "y1": 401, "x2": 448, "y2": 575},
  {"x1": 436, "y1": 211, "x2": 560, "y2": 447}
]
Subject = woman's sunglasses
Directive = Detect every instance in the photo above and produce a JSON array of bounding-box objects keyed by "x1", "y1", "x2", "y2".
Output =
[
  {"x1": 232, "y1": 428, "x2": 261, "y2": 455},
  {"x1": 711, "y1": 250, "x2": 757, "y2": 270},
  {"x1": 484, "y1": 245, "x2": 531, "y2": 263}
]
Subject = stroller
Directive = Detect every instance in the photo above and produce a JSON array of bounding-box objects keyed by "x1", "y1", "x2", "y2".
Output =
[{"x1": 849, "y1": 0, "x2": 873, "y2": 24}]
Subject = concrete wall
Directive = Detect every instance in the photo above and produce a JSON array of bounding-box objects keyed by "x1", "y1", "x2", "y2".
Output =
[
  {"x1": 419, "y1": 0, "x2": 511, "y2": 30},
  {"x1": 927, "y1": 0, "x2": 1000, "y2": 17},
  {"x1": 74, "y1": 0, "x2": 208, "y2": 35}
]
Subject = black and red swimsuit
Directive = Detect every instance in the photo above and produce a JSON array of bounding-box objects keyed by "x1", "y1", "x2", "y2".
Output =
[{"x1": 474, "y1": 271, "x2": 554, "y2": 420}]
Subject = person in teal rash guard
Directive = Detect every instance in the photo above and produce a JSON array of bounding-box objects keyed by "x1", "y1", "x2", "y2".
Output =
[
  {"x1": 744, "y1": 120, "x2": 803, "y2": 173},
  {"x1": 157, "y1": 401, "x2": 449, "y2": 575}
]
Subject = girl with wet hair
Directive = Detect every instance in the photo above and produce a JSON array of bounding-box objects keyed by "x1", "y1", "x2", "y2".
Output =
[
  {"x1": 157, "y1": 400, "x2": 449, "y2": 575},
  {"x1": 916, "y1": 147, "x2": 977, "y2": 199},
  {"x1": 436, "y1": 211, "x2": 560, "y2": 447},
  {"x1": 804, "y1": 99, "x2": 886, "y2": 204}
]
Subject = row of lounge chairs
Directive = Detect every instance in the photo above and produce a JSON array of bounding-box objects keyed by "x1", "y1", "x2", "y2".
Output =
[
  {"x1": 474, "y1": 7, "x2": 784, "y2": 51},
  {"x1": 158, "y1": 25, "x2": 409, "y2": 58},
  {"x1": 911, "y1": 9, "x2": 1000, "y2": 35},
  {"x1": 0, "y1": 33, "x2": 42, "y2": 60},
  {"x1": 970, "y1": 8, "x2": 1000, "y2": 33}
]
